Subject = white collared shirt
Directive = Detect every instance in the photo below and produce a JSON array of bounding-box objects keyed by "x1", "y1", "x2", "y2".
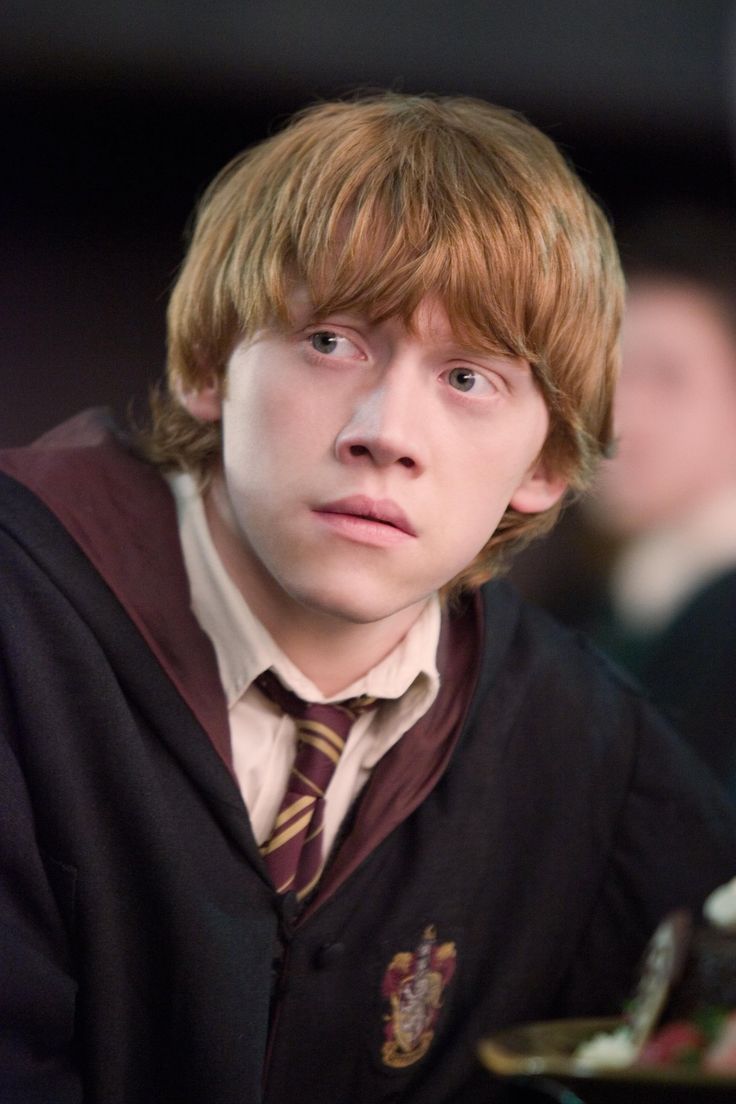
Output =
[
  {"x1": 167, "y1": 471, "x2": 441, "y2": 854},
  {"x1": 610, "y1": 483, "x2": 736, "y2": 633}
]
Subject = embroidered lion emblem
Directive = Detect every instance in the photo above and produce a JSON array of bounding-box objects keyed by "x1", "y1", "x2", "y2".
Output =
[{"x1": 381, "y1": 924, "x2": 457, "y2": 1068}]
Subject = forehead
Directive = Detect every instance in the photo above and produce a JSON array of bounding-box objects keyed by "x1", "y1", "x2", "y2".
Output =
[
  {"x1": 624, "y1": 282, "x2": 736, "y2": 363},
  {"x1": 626, "y1": 281, "x2": 733, "y2": 332}
]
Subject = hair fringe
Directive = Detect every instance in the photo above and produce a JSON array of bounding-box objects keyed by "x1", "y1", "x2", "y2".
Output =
[{"x1": 140, "y1": 92, "x2": 624, "y2": 590}]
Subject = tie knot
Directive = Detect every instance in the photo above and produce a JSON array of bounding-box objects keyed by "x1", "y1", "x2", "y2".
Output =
[{"x1": 255, "y1": 669, "x2": 378, "y2": 734}]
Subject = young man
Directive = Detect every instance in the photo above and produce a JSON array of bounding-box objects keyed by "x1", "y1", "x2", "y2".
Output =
[
  {"x1": 1, "y1": 94, "x2": 735, "y2": 1104},
  {"x1": 585, "y1": 208, "x2": 736, "y2": 795}
]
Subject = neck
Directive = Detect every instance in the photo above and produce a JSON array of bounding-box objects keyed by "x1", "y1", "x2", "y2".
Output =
[{"x1": 259, "y1": 605, "x2": 425, "y2": 696}]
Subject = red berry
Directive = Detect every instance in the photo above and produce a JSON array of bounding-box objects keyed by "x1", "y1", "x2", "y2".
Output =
[{"x1": 638, "y1": 1021, "x2": 706, "y2": 1066}]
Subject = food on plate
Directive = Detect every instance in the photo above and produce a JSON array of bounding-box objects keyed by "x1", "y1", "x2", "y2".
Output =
[{"x1": 574, "y1": 877, "x2": 736, "y2": 1074}]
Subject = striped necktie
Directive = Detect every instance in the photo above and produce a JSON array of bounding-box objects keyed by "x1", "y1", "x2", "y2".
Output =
[{"x1": 255, "y1": 669, "x2": 377, "y2": 900}]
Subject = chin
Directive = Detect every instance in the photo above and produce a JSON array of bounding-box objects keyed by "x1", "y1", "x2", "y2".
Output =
[
  {"x1": 290, "y1": 578, "x2": 428, "y2": 627},
  {"x1": 604, "y1": 507, "x2": 663, "y2": 540}
]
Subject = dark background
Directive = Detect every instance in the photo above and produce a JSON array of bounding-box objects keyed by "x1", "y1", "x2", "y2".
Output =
[{"x1": 3, "y1": 0, "x2": 736, "y2": 446}]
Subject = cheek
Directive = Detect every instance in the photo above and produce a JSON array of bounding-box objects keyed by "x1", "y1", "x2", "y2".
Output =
[
  {"x1": 222, "y1": 379, "x2": 305, "y2": 472},
  {"x1": 443, "y1": 479, "x2": 503, "y2": 531},
  {"x1": 659, "y1": 390, "x2": 731, "y2": 462},
  {"x1": 442, "y1": 412, "x2": 548, "y2": 517},
  {"x1": 434, "y1": 455, "x2": 523, "y2": 557}
]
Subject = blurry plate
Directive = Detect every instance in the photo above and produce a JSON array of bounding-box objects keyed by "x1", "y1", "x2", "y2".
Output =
[{"x1": 478, "y1": 1016, "x2": 736, "y2": 1088}]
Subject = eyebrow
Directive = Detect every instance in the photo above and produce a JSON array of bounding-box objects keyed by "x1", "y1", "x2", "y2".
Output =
[{"x1": 443, "y1": 341, "x2": 531, "y2": 372}]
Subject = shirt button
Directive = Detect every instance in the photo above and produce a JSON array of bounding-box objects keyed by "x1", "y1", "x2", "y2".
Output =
[{"x1": 314, "y1": 941, "x2": 345, "y2": 969}]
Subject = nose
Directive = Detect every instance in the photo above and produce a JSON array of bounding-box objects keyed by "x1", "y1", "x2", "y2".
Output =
[{"x1": 334, "y1": 367, "x2": 428, "y2": 473}]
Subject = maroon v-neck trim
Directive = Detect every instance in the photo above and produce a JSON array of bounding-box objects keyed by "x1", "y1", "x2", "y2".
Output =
[{"x1": 0, "y1": 410, "x2": 233, "y2": 771}]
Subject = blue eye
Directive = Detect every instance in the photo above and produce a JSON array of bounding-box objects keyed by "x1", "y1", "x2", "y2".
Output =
[
  {"x1": 310, "y1": 332, "x2": 339, "y2": 355},
  {"x1": 307, "y1": 331, "x2": 364, "y2": 360},
  {"x1": 448, "y1": 367, "x2": 476, "y2": 392}
]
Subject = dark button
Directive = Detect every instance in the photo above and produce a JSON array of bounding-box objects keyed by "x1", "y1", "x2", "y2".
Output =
[
  {"x1": 279, "y1": 890, "x2": 300, "y2": 938},
  {"x1": 314, "y1": 941, "x2": 345, "y2": 969}
]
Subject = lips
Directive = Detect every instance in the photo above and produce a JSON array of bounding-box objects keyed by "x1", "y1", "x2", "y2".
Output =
[{"x1": 315, "y1": 495, "x2": 416, "y2": 537}]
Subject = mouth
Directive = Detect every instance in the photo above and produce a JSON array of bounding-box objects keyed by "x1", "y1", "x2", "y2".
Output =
[{"x1": 315, "y1": 496, "x2": 417, "y2": 537}]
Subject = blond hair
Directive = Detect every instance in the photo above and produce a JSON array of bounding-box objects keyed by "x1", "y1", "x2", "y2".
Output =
[{"x1": 147, "y1": 92, "x2": 623, "y2": 590}]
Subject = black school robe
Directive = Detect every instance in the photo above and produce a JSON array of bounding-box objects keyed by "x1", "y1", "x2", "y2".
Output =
[
  {"x1": 1, "y1": 411, "x2": 736, "y2": 1104},
  {"x1": 593, "y1": 569, "x2": 736, "y2": 799}
]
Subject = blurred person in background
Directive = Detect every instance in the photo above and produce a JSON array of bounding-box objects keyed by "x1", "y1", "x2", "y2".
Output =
[{"x1": 587, "y1": 206, "x2": 736, "y2": 796}]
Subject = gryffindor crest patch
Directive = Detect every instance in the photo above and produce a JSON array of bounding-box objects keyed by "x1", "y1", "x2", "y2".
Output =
[{"x1": 380, "y1": 925, "x2": 457, "y2": 1068}]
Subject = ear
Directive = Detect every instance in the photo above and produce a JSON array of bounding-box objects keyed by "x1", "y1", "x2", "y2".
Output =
[
  {"x1": 178, "y1": 379, "x2": 222, "y2": 423},
  {"x1": 509, "y1": 457, "x2": 568, "y2": 515}
]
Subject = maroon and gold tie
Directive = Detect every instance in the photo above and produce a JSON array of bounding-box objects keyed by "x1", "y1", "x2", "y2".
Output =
[{"x1": 255, "y1": 669, "x2": 377, "y2": 900}]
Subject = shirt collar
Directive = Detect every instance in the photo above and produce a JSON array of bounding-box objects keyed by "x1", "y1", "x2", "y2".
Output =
[
  {"x1": 168, "y1": 471, "x2": 441, "y2": 708},
  {"x1": 611, "y1": 482, "x2": 736, "y2": 631}
]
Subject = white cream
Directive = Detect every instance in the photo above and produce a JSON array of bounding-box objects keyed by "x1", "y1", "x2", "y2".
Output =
[
  {"x1": 704, "y1": 877, "x2": 736, "y2": 932},
  {"x1": 573, "y1": 1026, "x2": 638, "y2": 1070}
]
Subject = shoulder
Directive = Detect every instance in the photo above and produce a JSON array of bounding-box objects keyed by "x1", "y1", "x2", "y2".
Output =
[
  {"x1": 476, "y1": 576, "x2": 646, "y2": 716},
  {"x1": 0, "y1": 409, "x2": 176, "y2": 568},
  {"x1": 0, "y1": 412, "x2": 188, "y2": 646},
  {"x1": 0, "y1": 409, "x2": 167, "y2": 519},
  {"x1": 476, "y1": 581, "x2": 736, "y2": 918},
  {"x1": 661, "y1": 567, "x2": 736, "y2": 653},
  {"x1": 472, "y1": 578, "x2": 730, "y2": 807}
]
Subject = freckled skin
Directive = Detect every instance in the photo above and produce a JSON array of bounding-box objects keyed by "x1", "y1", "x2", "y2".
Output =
[{"x1": 182, "y1": 293, "x2": 565, "y2": 689}]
